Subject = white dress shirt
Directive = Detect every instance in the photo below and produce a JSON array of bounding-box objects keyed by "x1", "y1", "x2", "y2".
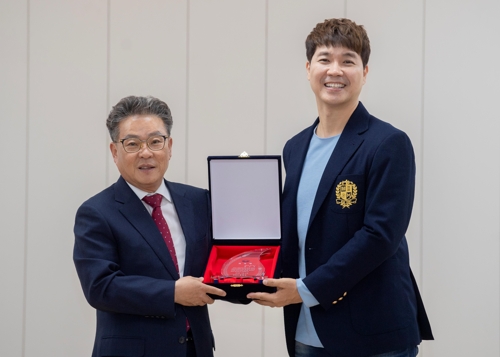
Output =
[{"x1": 126, "y1": 181, "x2": 187, "y2": 277}]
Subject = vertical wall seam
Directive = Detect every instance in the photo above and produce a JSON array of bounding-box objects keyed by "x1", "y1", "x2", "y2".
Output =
[
  {"x1": 420, "y1": 0, "x2": 426, "y2": 292},
  {"x1": 262, "y1": 2, "x2": 269, "y2": 353},
  {"x1": 105, "y1": 0, "x2": 111, "y2": 185},
  {"x1": 185, "y1": 0, "x2": 190, "y2": 183},
  {"x1": 418, "y1": 4, "x2": 427, "y2": 351},
  {"x1": 22, "y1": 0, "x2": 30, "y2": 356},
  {"x1": 263, "y1": 0, "x2": 268, "y2": 155}
]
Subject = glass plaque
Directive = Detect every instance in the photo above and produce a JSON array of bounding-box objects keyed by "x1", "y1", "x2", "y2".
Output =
[{"x1": 219, "y1": 248, "x2": 271, "y2": 279}]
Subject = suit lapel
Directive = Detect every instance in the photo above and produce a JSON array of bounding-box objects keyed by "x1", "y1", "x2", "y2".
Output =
[
  {"x1": 115, "y1": 177, "x2": 180, "y2": 278},
  {"x1": 285, "y1": 126, "x2": 315, "y2": 201},
  {"x1": 308, "y1": 103, "x2": 370, "y2": 229},
  {"x1": 281, "y1": 124, "x2": 315, "y2": 276}
]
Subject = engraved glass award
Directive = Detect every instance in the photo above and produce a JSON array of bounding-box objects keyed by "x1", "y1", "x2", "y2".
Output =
[{"x1": 220, "y1": 248, "x2": 271, "y2": 279}]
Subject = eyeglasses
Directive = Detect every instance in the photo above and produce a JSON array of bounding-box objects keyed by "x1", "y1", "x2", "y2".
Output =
[{"x1": 118, "y1": 135, "x2": 169, "y2": 153}]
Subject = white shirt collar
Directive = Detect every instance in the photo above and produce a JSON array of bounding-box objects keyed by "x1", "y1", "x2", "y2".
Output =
[{"x1": 125, "y1": 180, "x2": 172, "y2": 203}]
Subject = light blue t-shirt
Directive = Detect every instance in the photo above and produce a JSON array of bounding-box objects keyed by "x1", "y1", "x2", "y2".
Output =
[{"x1": 295, "y1": 128, "x2": 340, "y2": 347}]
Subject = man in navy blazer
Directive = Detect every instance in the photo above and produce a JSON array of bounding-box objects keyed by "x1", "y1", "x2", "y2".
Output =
[
  {"x1": 74, "y1": 96, "x2": 226, "y2": 357},
  {"x1": 248, "y1": 19, "x2": 433, "y2": 357}
]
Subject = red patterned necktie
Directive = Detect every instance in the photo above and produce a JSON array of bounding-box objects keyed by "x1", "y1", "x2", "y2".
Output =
[
  {"x1": 142, "y1": 194, "x2": 179, "y2": 272},
  {"x1": 142, "y1": 194, "x2": 190, "y2": 331}
]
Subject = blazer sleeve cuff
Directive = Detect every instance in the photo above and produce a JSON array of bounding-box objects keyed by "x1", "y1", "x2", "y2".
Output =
[{"x1": 297, "y1": 278, "x2": 320, "y2": 307}]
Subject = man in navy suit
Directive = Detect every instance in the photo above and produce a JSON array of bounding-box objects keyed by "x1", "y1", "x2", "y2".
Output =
[
  {"x1": 248, "y1": 18, "x2": 433, "y2": 357},
  {"x1": 74, "y1": 96, "x2": 226, "y2": 357}
]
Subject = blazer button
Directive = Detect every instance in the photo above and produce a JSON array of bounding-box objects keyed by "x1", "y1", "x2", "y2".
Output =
[
  {"x1": 178, "y1": 336, "x2": 186, "y2": 344},
  {"x1": 332, "y1": 300, "x2": 338, "y2": 304}
]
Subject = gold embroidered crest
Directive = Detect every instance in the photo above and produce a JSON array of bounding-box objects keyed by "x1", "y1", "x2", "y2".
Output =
[{"x1": 335, "y1": 180, "x2": 358, "y2": 209}]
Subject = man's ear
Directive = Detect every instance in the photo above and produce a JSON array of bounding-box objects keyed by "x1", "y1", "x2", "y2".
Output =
[
  {"x1": 363, "y1": 65, "x2": 369, "y2": 83},
  {"x1": 306, "y1": 61, "x2": 311, "y2": 81},
  {"x1": 110, "y1": 142, "x2": 118, "y2": 163},
  {"x1": 168, "y1": 137, "x2": 173, "y2": 159}
]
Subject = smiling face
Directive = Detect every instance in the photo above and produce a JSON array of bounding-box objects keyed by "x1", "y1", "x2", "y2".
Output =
[
  {"x1": 307, "y1": 45, "x2": 368, "y2": 112},
  {"x1": 110, "y1": 114, "x2": 172, "y2": 193}
]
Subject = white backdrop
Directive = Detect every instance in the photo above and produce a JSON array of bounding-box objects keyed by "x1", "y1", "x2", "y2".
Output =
[{"x1": 1, "y1": 0, "x2": 499, "y2": 356}]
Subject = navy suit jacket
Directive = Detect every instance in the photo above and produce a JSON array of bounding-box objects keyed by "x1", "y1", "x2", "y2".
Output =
[
  {"x1": 281, "y1": 103, "x2": 433, "y2": 357},
  {"x1": 74, "y1": 177, "x2": 214, "y2": 357}
]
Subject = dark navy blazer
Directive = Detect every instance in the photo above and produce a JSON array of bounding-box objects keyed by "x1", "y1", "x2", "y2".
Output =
[
  {"x1": 74, "y1": 177, "x2": 214, "y2": 357},
  {"x1": 281, "y1": 103, "x2": 433, "y2": 357}
]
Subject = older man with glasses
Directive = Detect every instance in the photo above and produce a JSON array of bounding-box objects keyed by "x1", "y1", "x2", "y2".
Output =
[{"x1": 73, "y1": 95, "x2": 226, "y2": 357}]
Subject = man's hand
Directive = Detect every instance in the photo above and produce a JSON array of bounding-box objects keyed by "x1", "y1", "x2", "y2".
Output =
[
  {"x1": 246, "y1": 278, "x2": 302, "y2": 307},
  {"x1": 174, "y1": 276, "x2": 226, "y2": 306}
]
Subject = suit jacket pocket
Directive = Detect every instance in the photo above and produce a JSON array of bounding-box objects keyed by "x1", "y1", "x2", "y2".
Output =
[
  {"x1": 348, "y1": 258, "x2": 410, "y2": 336},
  {"x1": 100, "y1": 336, "x2": 144, "y2": 356}
]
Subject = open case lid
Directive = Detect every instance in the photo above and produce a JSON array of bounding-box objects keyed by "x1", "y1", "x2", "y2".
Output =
[{"x1": 207, "y1": 155, "x2": 282, "y2": 245}]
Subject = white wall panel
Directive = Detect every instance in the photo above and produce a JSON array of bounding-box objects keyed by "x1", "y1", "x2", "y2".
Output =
[
  {"x1": 108, "y1": 0, "x2": 188, "y2": 185},
  {"x1": 208, "y1": 302, "x2": 265, "y2": 357},
  {"x1": 187, "y1": 0, "x2": 267, "y2": 189},
  {"x1": 261, "y1": 297, "x2": 288, "y2": 357},
  {"x1": 423, "y1": 1, "x2": 500, "y2": 356},
  {"x1": 25, "y1": 1, "x2": 107, "y2": 356},
  {"x1": 348, "y1": 0, "x2": 426, "y2": 294},
  {"x1": 188, "y1": 1, "x2": 267, "y2": 355},
  {"x1": 0, "y1": 1, "x2": 28, "y2": 356}
]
